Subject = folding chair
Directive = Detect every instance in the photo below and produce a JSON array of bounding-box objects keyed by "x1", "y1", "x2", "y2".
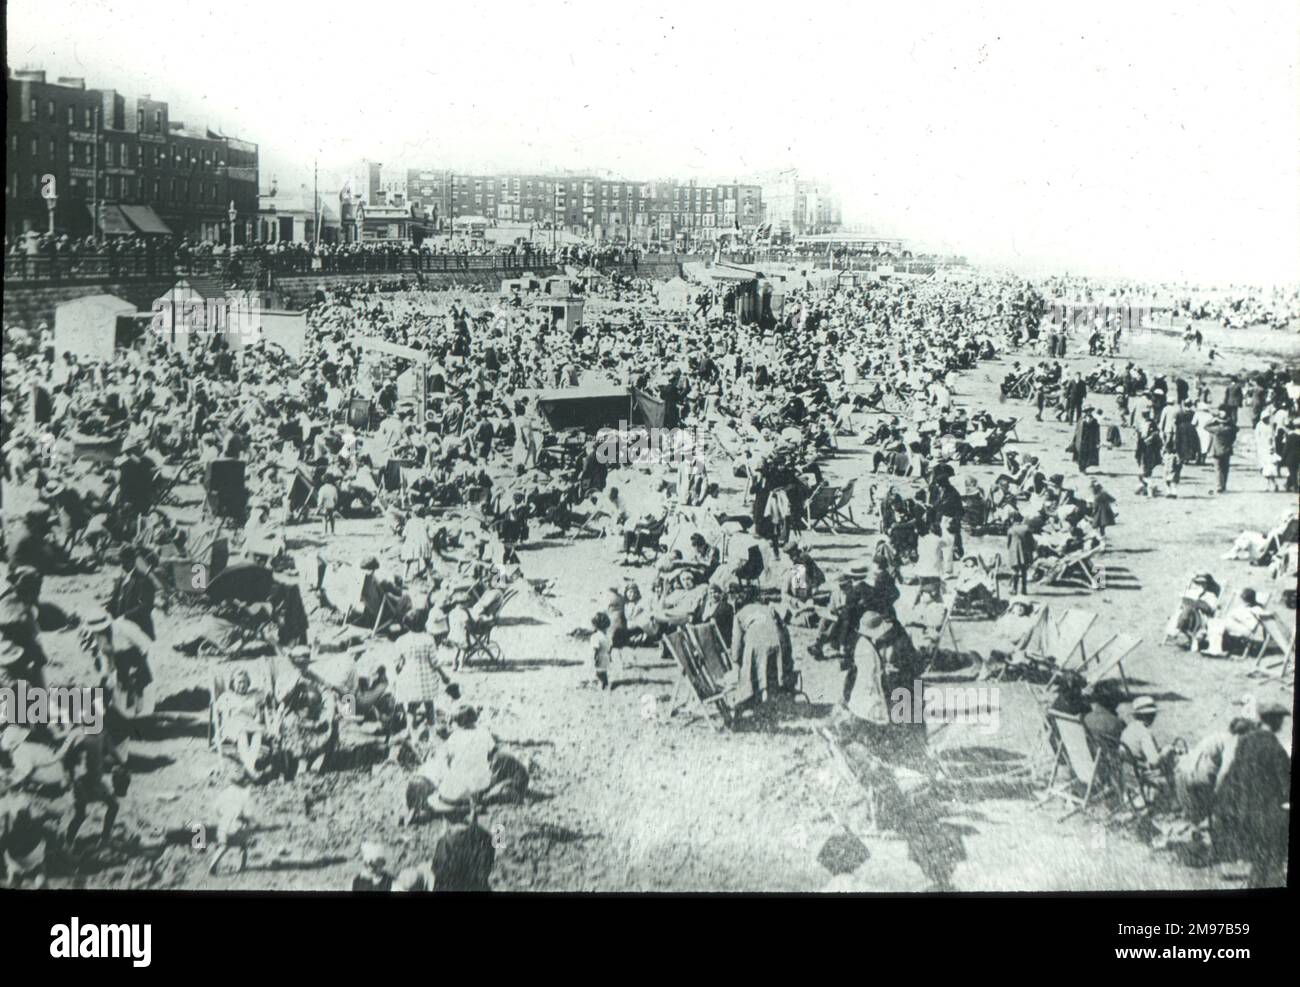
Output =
[
  {"x1": 826, "y1": 480, "x2": 860, "y2": 532},
  {"x1": 209, "y1": 673, "x2": 229, "y2": 751},
  {"x1": 803, "y1": 483, "x2": 837, "y2": 532},
  {"x1": 915, "y1": 603, "x2": 963, "y2": 676},
  {"x1": 1161, "y1": 584, "x2": 1225, "y2": 647},
  {"x1": 461, "y1": 587, "x2": 518, "y2": 666},
  {"x1": 1037, "y1": 711, "x2": 1111, "y2": 821},
  {"x1": 1029, "y1": 607, "x2": 1096, "y2": 687},
  {"x1": 1246, "y1": 611, "x2": 1297, "y2": 685},
  {"x1": 1083, "y1": 632, "x2": 1141, "y2": 696},
  {"x1": 665, "y1": 622, "x2": 732, "y2": 730},
  {"x1": 1045, "y1": 543, "x2": 1106, "y2": 590},
  {"x1": 1101, "y1": 738, "x2": 1159, "y2": 817}
]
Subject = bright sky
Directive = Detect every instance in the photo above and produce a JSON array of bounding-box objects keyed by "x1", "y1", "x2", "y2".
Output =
[{"x1": 7, "y1": 0, "x2": 1299, "y2": 282}]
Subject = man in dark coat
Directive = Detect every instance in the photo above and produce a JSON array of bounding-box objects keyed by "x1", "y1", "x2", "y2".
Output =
[
  {"x1": 1062, "y1": 372, "x2": 1087, "y2": 423},
  {"x1": 108, "y1": 545, "x2": 157, "y2": 639},
  {"x1": 1221, "y1": 376, "x2": 1244, "y2": 424},
  {"x1": 1212, "y1": 707, "x2": 1290, "y2": 887},
  {"x1": 1069, "y1": 407, "x2": 1101, "y2": 473}
]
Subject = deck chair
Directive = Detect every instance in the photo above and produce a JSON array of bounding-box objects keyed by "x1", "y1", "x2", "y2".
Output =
[
  {"x1": 1045, "y1": 543, "x2": 1106, "y2": 590},
  {"x1": 803, "y1": 483, "x2": 837, "y2": 532},
  {"x1": 1083, "y1": 632, "x2": 1141, "y2": 696},
  {"x1": 914, "y1": 603, "x2": 963, "y2": 675},
  {"x1": 1161, "y1": 584, "x2": 1224, "y2": 647},
  {"x1": 1038, "y1": 711, "x2": 1111, "y2": 821},
  {"x1": 461, "y1": 587, "x2": 518, "y2": 666},
  {"x1": 208, "y1": 665, "x2": 275, "y2": 755},
  {"x1": 1246, "y1": 610, "x2": 1297, "y2": 685},
  {"x1": 665, "y1": 621, "x2": 733, "y2": 730},
  {"x1": 825, "y1": 480, "x2": 860, "y2": 532},
  {"x1": 1101, "y1": 737, "x2": 1159, "y2": 817},
  {"x1": 209, "y1": 672, "x2": 229, "y2": 751},
  {"x1": 1025, "y1": 607, "x2": 1096, "y2": 683}
]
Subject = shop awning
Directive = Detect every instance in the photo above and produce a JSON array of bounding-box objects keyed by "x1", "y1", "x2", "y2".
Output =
[
  {"x1": 87, "y1": 203, "x2": 134, "y2": 235},
  {"x1": 120, "y1": 204, "x2": 173, "y2": 235}
]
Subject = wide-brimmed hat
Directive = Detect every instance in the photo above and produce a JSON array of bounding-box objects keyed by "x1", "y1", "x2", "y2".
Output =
[{"x1": 1131, "y1": 696, "x2": 1158, "y2": 716}]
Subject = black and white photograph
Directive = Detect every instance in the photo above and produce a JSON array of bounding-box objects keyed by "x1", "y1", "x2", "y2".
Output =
[{"x1": 1, "y1": 0, "x2": 1296, "y2": 947}]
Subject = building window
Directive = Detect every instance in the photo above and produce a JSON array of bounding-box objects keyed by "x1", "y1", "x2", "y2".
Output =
[
  {"x1": 47, "y1": 99, "x2": 55, "y2": 120},
  {"x1": 49, "y1": 140, "x2": 56, "y2": 158},
  {"x1": 154, "y1": 110, "x2": 162, "y2": 131},
  {"x1": 152, "y1": 179, "x2": 160, "y2": 199},
  {"x1": 170, "y1": 178, "x2": 177, "y2": 200},
  {"x1": 30, "y1": 139, "x2": 39, "y2": 158},
  {"x1": 68, "y1": 143, "x2": 75, "y2": 163},
  {"x1": 29, "y1": 98, "x2": 37, "y2": 119},
  {"x1": 85, "y1": 108, "x2": 92, "y2": 128},
  {"x1": 68, "y1": 106, "x2": 75, "y2": 126}
]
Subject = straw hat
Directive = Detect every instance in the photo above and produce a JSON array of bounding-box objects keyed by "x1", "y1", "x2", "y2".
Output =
[{"x1": 1131, "y1": 696, "x2": 1158, "y2": 717}]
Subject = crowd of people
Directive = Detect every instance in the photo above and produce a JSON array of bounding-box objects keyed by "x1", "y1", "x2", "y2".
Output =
[{"x1": 1, "y1": 252, "x2": 1295, "y2": 891}]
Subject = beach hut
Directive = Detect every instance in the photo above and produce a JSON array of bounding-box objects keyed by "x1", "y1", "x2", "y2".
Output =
[{"x1": 53, "y1": 294, "x2": 139, "y2": 362}]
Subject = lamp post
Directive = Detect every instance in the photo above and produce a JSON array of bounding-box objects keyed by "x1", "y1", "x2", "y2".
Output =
[
  {"x1": 227, "y1": 200, "x2": 237, "y2": 250},
  {"x1": 41, "y1": 174, "x2": 57, "y2": 235}
]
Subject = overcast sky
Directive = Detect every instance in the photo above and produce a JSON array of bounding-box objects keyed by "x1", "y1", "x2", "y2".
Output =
[{"x1": 7, "y1": 0, "x2": 1299, "y2": 282}]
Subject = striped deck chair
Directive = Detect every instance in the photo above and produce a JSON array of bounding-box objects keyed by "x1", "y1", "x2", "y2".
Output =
[{"x1": 665, "y1": 620, "x2": 733, "y2": 730}]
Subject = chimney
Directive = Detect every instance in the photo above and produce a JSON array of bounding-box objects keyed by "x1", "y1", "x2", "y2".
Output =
[
  {"x1": 14, "y1": 69, "x2": 47, "y2": 83},
  {"x1": 56, "y1": 76, "x2": 86, "y2": 89}
]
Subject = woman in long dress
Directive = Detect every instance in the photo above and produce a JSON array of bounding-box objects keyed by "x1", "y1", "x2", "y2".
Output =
[
  {"x1": 1192, "y1": 401, "x2": 1216, "y2": 466},
  {"x1": 1254, "y1": 411, "x2": 1282, "y2": 491}
]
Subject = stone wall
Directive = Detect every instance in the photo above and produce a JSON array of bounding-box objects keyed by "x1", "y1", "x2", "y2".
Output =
[
  {"x1": 3, "y1": 280, "x2": 178, "y2": 330},
  {"x1": 3, "y1": 256, "x2": 689, "y2": 325}
]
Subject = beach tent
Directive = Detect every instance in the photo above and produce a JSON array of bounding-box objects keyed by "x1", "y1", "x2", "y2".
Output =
[
  {"x1": 535, "y1": 384, "x2": 666, "y2": 434},
  {"x1": 54, "y1": 294, "x2": 138, "y2": 362},
  {"x1": 655, "y1": 277, "x2": 695, "y2": 310}
]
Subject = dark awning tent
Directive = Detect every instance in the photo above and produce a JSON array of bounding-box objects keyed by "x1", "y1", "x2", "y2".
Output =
[
  {"x1": 536, "y1": 385, "x2": 666, "y2": 434},
  {"x1": 87, "y1": 203, "x2": 134, "y2": 235},
  {"x1": 120, "y1": 204, "x2": 173, "y2": 235}
]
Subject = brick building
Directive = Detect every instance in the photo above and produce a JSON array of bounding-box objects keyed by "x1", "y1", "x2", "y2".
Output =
[
  {"x1": 6, "y1": 67, "x2": 259, "y2": 242},
  {"x1": 400, "y1": 164, "x2": 764, "y2": 246}
]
